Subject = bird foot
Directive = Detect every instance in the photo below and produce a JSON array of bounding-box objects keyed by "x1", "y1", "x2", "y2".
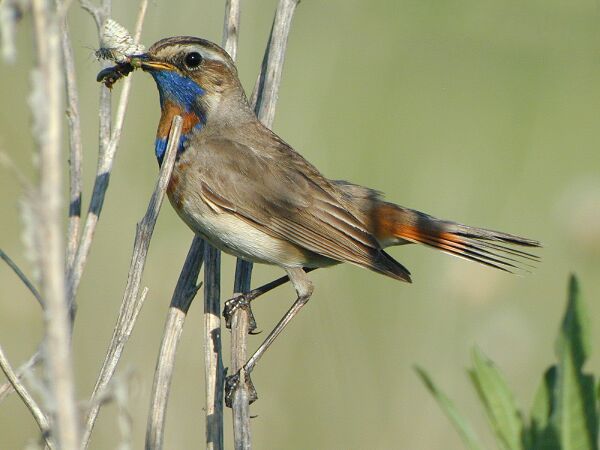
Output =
[
  {"x1": 223, "y1": 293, "x2": 257, "y2": 333},
  {"x1": 225, "y1": 369, "x2": 258, "y2": 408}
]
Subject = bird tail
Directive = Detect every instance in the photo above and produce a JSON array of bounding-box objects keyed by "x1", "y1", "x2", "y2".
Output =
[{"x1": 373, "y1": 202, "x2": 541, "y2": 273}]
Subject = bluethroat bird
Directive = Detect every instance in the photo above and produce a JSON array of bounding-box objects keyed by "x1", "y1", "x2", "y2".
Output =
[{"x1": 99, "y1": 36, "x2": 540, "y2": 404}]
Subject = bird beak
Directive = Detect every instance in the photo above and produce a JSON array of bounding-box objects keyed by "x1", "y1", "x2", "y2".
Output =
[{"x1": 130, "y1": 54, "x2": 174, "y2": 71}]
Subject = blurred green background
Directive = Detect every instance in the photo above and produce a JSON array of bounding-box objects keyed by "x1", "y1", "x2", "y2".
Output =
[{"x1": 1, "y1": 0, "x2": 600, "y2": 448}]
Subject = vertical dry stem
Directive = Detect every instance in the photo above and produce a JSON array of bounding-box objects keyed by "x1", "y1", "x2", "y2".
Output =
[
  {"x1": 198, "y1": 3, "x2": 244, "y2": 449},
  {"x1": 250, "y1": 0, "x2": 300, "y2": 126},
  {"x1": 204, "y1": 245, "x2": 224, "y2": 450},
  {"x1": 229, "y1": 2, "x2": 300, "y2": 449},
  {"x1": 222, "y1": 0, "x2": 241, "y2": 61},
  {"x1": 31, "y1": 0, "x2": 80, "y2": 448},
  {"x1": 69, "y1": 0, "x2": 148, "y2": 303},
  {"x1": 58, "y1": 7, "x2": 83, "y2": 271},
  {"x1": 145, "y1": 237, "x2": 205, "y2": 450}
]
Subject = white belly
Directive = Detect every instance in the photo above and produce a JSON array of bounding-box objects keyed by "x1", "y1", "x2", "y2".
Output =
[{"x1": 170, "y1": 193, "x2": 310, "y2": 267}]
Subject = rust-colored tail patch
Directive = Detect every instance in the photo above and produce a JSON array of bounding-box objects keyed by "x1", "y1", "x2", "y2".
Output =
[{"x1": 372, "y1": 202, "x2": 540, "y2": 273}]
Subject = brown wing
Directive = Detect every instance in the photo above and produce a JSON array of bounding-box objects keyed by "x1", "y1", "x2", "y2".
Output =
[{"x1": 193, "y1": 135, "x2": 411, "y2": 282}]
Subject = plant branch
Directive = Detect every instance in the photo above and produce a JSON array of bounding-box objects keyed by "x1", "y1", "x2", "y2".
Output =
[
  {"x1": 57, "y1": 2, "x2": 84, "y2": 271},
  {"x1": 68, "y1": 0, "x2": 148, "y2": 303},
  {"x1": 81, "y1": 114, "x2": 183, "y2": 449},
  {"x1": 198, "y1": 3, "x2": 244, "y2": 449},
  {"x1": 31, "y1": 0, "x2": 80, "y2": 447},
  {"x1": 222, "y1": 0, "x2": 241, "y2": 61},
  {"x1": 145, "y1": 237, "x2": 205, "y2": 450},
  {"x1": 0, "y1": 345, "x2": 53, "y2": 449},
  {"x1": 250, "y1": 0, "x2": 300, "y2": 126},
  {"x1": 0, "y1": 249, "x2": 44, "y2": 308},
  {"x1": 228, "y1": 3, "x2": 300, "y2": 449},
  {"x1": 204, "y1": 245, "x2": 224, "y2": 450},
  {"x1": 0, "y1": 249, "x2": 44, "y2": 402},
  {"x1": 0, "y1": 347, "x2": 43, "y2": 403}
]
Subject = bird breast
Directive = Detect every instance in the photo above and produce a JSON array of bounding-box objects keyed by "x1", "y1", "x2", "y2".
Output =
[{"x1": 167, "y1": 158, "x2": 324, "y2": 268}]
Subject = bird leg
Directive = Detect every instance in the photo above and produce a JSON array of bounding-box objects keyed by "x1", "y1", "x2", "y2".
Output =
[
  {"x1": 222, "y1": 267, "x2": 317, "y2": 332},
  {"x1": 224, "y1": 268, "x2": 314, "y2": 407}
]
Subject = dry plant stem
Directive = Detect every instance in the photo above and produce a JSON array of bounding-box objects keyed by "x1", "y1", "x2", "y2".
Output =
[
  {"x1": 68, "y1": 0, "x2": 148, "y2": 303},
  {"x1": 222, "y1": 0, "x2": 241, "y2": 61},
  {"x1": 250, "y1": 0, "x2": 300, "y2": 126},
  {"x1": 0, "y1": 250, "x2": 44, "y2": 402},
  {"x1": 204, "y1": 245, "x2": 225, "y2": 450},
  {"x1": 230, "y1": 256, "x2": 252, "y2": 450},
  {"x1": 228, "y1": 2, "x2": 299, "y2": 448},
  {"x1": 219, "y1": 1, "x2": 253, "y2": 448},
  {"x1": 0, "y1": 348, "x2": 42, "y2": 402},
  {"x1": 81, "y1": 115, "x2": 183, "y2": 449},
  {"x1": 0, "y1": 0, "x2": 18, "y2": 63},
  {"x1": 31, "y1": 0, "x2": 80, "y2": 448},
  {"x1": 0, "y1": 249, "x2": 44, "y2": 307},
  {"x1": 229, "y1": 293, "x2": 251, "y2": 450},
  {"x1": 0, "y1": 345, "x2": 54, "y2": 449},
  {"x1": 0, "y1": 0, "x2": 79, "y2": 403},
  {"x1": 57, "y1": 3, "x2": 83, "y2": 271},
  {"x1": 232, "y1": 0, "x2": 301, "y2": 335},
  {"x1": 79, "y1": 0, "x2": 109, "y2": 31},
  {"x1": 145, "y1": 236, "x2": 205, "y2": 450}
]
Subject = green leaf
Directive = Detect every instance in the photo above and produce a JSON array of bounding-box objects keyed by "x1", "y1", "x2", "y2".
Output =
[
  {"x1": 529, "y1": 366, "x2": 560, "y2": 450},
  {"x1": 469, "y1": 347, "x2": 525, "y2": 450},
  {"x1": 530, "y1": 366, "x2": 557, "y2": 432},
  {"x1": 549, "y1": 275, "x2": 598, "y2": 450},
  {"x1": 556, "y1": 276, "x2": 590, "y2": 369},
  {"x1": 415, "y1": 366, "x2": 485, "y2": 450}
]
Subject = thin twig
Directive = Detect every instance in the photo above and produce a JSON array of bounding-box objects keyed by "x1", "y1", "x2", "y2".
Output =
[
  {"x1": 200, "y1": 3, "x2": 244, "y2": 448},
  {"x1": 0, "y1": 347, "x2": 43, "y2": 403},
  {"x1": 31, "y1": 0, "x2": 80, "y2": 448},
  {"x1": 0, "y1": 0, "x2": 19, "y2": 64},
  {"x1": 0, "y1": 0, "x2": 80, "y2": 407},
  {"x1": 221, "y1": 0, "x2": 241, "y2": 61},
  {"x1": 0, "y1": 249, "x2": 44, "y2": 307},
  {"x1": 78, "y1": 0, "x2": 108, "y2": 31},
  {"x1": 145, "y1": 237, "x2": 205, "y2": 450},
  {"x1": 229, "y1": 284, "x2": 251, "y2": 450},
  {"x1": 57, "y1": 1, "x2": 83, "y2": 271},
  {"x1": 145, "y1": 5, "x2": 241, "y2": 446},
  {"x1": 0, "y1": 345, "x2": 54, "y2": 449},
  {"x1": 250, "y1": 0, "x2": 300, "y2": 126},
  {"x1": 81, "y1": 114, "x2": 183, "y2": 449},
  {"x1": 68, "y1": 0, "x2": 148, "y2": 303},
  {"x1": 222, "y1": 0, "x2": 252, "y2": 446},
  {"x1": 216, "y1": 0, "x2": 252, "y2": 448},
  {"x1": 228, "y1": 2, "x2": 300, "y2": 448},
  {"x1": 204, "y1": 245, "x2": 225, "y2": 450}
]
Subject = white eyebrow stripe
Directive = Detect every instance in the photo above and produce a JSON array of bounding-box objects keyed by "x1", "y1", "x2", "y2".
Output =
[{"x1": 201, "y1": 48, "x2": 229, "y2": 63}]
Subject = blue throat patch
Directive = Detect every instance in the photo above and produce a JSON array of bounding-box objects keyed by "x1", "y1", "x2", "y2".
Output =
[
  {"x1": 151, "y1": 70, "x2": 206, "y2": 112},
  {"x1": 154, "y1": 128, "x2": 201, "y2": 165},
  {"x1": 151, "y1": 70, "x2": 206, "y2": 164}
]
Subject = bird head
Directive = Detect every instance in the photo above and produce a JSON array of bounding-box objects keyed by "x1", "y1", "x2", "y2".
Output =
[
  {"x1": 134, "y1": 36, "x2": 246, "y2": 116},
  {"x1": 124, "y1": 37, "x2": 251, "y2": 163}
]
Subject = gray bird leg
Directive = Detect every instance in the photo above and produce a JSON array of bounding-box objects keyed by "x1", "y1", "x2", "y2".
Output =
[
  {"x1": 225, "y1": 268, "x2": 314, "y2": 407},
  {"x1": 223, "y1": 267, "x2": 317, "y2": 332}
]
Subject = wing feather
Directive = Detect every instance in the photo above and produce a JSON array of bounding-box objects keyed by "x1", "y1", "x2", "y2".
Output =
[{"x1": 192, "y1": 134, "x2": 410, "y2": 281}]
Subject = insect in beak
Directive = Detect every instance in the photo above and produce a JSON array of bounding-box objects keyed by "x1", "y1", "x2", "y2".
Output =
[
  {"x1": 96, "y1": 62, "x2": 135, "y2": 89},
  {"x1": 95, "y1": 54, "x2": 164, "y2": 88}
]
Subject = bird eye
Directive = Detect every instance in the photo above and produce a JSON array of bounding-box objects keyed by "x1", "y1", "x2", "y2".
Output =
[{"x1": 184, "y1": 51, "x2": 202, "y2": 69}]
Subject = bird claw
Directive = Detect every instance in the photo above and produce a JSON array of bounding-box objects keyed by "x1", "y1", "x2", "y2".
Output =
[
  {"x1": 223, "y1": 294, "x2": 257, "y2": 333},
  {"x1": 225, "y1": 369, "x2": 258, "y2": 408}
]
